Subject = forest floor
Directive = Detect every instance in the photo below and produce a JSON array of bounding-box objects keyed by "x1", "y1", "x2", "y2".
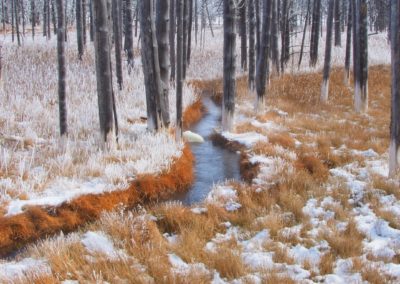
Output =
[
  {"x1": 2, "y1": 65, "x2": 400, "y2": 283},
  {"x1": 1, "y1": 27, "x2": 398, "y2": 283}
]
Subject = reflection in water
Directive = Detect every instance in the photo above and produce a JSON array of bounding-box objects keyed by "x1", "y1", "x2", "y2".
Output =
[{"x1": 178, "y1": 97, "x2": 241, "y2": 205}]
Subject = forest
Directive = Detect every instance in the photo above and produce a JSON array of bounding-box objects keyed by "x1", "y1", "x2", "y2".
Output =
[{"x1": 0, "y1": 0, "x2": 399, "y2": 283}]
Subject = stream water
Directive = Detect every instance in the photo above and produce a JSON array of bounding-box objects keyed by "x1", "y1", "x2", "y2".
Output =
[{"x1": 177, "y1": 97, "x2": 241, "y2": 205}]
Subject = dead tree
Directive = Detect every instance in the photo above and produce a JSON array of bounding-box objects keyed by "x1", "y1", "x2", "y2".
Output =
[
  {"x1": 344, "y1": 0, "x2": 352, "y2": 85},
  {"x1": 82, "y1": 0, "x2": 87, "y2": 45},
  {"x1": 156, "y1": 0, "x2": 171, "y2": 127},
  {"x1": 187, "y1": 0, "x2": 193, "y2": 65},
  {"x1": 248, "y1": 0, "x2": 256, "y2": 90},
  {"x1": 76, "y1": 0, "x2": 84, "y2": 59},
  {"x1": 176, "y1": 0, "x2": 183, "y2": 140},
  {"x1": 112, "y1": 0, "x2": 123, "y2": 90},
  {"x1": 93, "y1": 0, "x2": 116, "y2": 144},
  {"x1": 270, "y1": 0, "x2": 279, "y2": 74},
  {"x1": 15, "y1": 0, "x2": 20, "y2": 46},
  {"x1": 56, "y1": 0, "x2": 67, "y2": 137},
  {"x1": 334, "y1": 0, "x2": 341, "y2": 46},
  {"x1": 298, "y1": 0, "x2": 311, "y2": 69},
  {"x1": 182, "y1": 0, "x2": 188, "y2": 79},
  {"x1": 170, "y1": 0, "x2": 176, "y2": 82},
  {"x1": 389, "y1": 0, "x2": 400, "y2": 176},
  {"x1": 280, "y1": 0, "x2": 290, "y2": 72},
  {"x1": 124, "y1": 0, "x2": 134, "y2": 71},
  {"x1": 255, "y1": 0, "x2": 272, "y2": 111},
  {"x1": 222, "y1": 0, "x2": 236, "y2": 131},
  {"x1": 255, "y1": 0, "x2": 260, "y2": 58},
  {"x1": 320, "y1": 0, "x2": 334, "y2": 103},
  {"x1": 139, "y1": 0, "x2": 163, "y2": 131},
  {"x1": 310, "y1": 0, "x2": 321, "y2": 67},
  {"x1": 353, "y1": 0, "x2": 368, "y2": 112},
  {"x1": 239, "y1": 0, "x2": 247, "y2": 71},
  {"x1": 31, "y1": 0, "x2": 35, "y2": 38}
]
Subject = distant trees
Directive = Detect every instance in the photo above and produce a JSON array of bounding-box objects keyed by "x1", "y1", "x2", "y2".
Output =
[
  {"x1": 389, "y1": 0, "x2": 400, "y2": 176},
  {"x1": 222, "y1": 0, "x2": 236, "y2": 131}
]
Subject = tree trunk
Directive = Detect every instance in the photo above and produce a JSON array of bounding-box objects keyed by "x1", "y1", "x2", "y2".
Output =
[
  {"x1": 270, "y1": 0, "x2": 279, "y2": 74},
  {"x1": 187, "y1": 0, "x2": 193, "y2": 65},
  {"x1": 124, "y1": 0, "x2": 134, "y2": 71},
  {"x1": 42, "y1": 0, "x2": 46, "y2": 37},
  {"x1": 31, "y1": 0, "x2": 35, "y2": 38},
  {"x1": 56, "y1": 0, "x2": 67, "y2": 137},
  {"x1": 139, "y1": 0, "x2": 163, "y2": 131},
  {"x1": 89, "y1": 0, "x2": 94, "y2": 41},
  {"x1": 170, "y1": 0, "x2": 176, "y2": 82},
  {"x1": 205, "y1": 0, "x2": 214, "y2": 37},
  {"x1": 298, "y1": 0, "x2": 310, "y2": 69},
  {"x1": 15, "y1": 0, "x2": 20, "y2": 46},
  {"x1": 222, "y1": 0, "x2": 236, "y2": 131},
  {"x1": 47, "y1": 0, "x2": 51, "y2": 38},
  {"x1": 76, "y1": 0, "x2": 84, "y2": 59},
  {"x1": 82, "y1": 0, "x2": 87, "y2": 45},
  {"x1": 156, "y1": 0, "x2": 171, "y2": 127},
  {"x1": 334, "y1": 0, "x2": 341, "y2": 46},
  {"x1": 194, "y1": 0, "x2": 198, "y2": 45},
  {"x1": 182, "y1": 0, "x2": 188, "y2": 79},
  {"x1": 389, "y1": 0, "x2": 400, "y2": 176},
  {"x1": 176, "y1": 0, "x2": 183, "y2": 140},
  {"x1": 353, "y1": 0, "x2": 368, "y2": 112},
  {"x1": 320, "y1": 0, "x2": 334, "y2": 103},
  {"x1": 11, "y1": 0, "x2": 14, "y2": 42},
  {"x1": 93, "y1": 0, "x2": 116, "y2": 144},
  {"x1": 255, "y1": 0, "x2": 260, "y2": 58},
  {"x1": 239, "y1": 0, "x2": 247, "y2": 71},
  {"x1": 344, "y1": 0, "x2": 352, "y2": 85},
  {"x1": 310, "y1": 0, "x2": 321, "y2": 67},
  {"x1": 51, "y1": 0, "x2": 56, "y2": 35},
  {"x1": 248, "y1": 0, "x2": 256, "y2": 90},
  {"x1": 112, "y1": 0, "x2": 123, "y2": 90},
  {"x1": 280, "y1": 0, "x2": 290, "y2": 72},
  {"x1": 255, "y1": 0, "x2": 272, "y2": 111}
]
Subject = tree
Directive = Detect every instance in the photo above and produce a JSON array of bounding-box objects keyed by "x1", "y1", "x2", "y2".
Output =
[
  {"x1": 270, "y1": 0, "x2": 279, "y2": 74},
  {"x1": 310, "y1": 0, "x2": 321, "y2": 67},
  {"x1": 320, "y1": 0, "x2": 334, "y2": 103},
  {"x1": 353, "y1": 0, "x2": 368, "y2": 112},
  {"x1": 239, "y1": 0, "x2": 247, "y2": 71},
  {"x1": 280, "y1": 0, "x2": 290, "y2": 72},
  {"x1": 176, "y1": 0, "x2": 184, "y2": 141},
  {"x1": 76, "y1": 0, "x2": 84, "y2": 60},
  {"x1": 112, "y1": 0, "x2": 123, "y2": 90},
  {"x1": 187, "y1": 0, "x2": 193, "y2": 65},
  {"x1": 56, "y1": 0, "x2": 67, "y2": 137},
  {"x1": 222, "y1": 0, "x2": 236, "y2": 131},
  {"x1": 15, "y1": 0, "x2": 20, "y2": 46},
  {"x1": 255, "y1": 0, "x2": 272, "y2": 111},
  {"x1": 344, "y1": 0, "x2": 352, "y2": 85},
  {"x1": 93, "y1": 0, "x2": 117, "y2": 144},
  {"x1": 138, "y1": 0, "x2": 163, "y2": 131},
  {"x1": 156, "y1": 0, "x2": 171, "y2": 127},
  {"x1": 182, "y1": 0, "x2": 188, "y2": 79},
  {"x1": 31, "y1": 0, "x2": 35, "y2": 39},
  {"x1": 124, "y1": 0, "x2": 134, "y2": 71},
  {"x1": 170, "y1": 0, "x2": 176, "y2": 82},
  {"x1": 248, "y1": 0, "x2": 256, "y2": 90},
  {"x1": 334, "y1": 0, "x2": 341, "y2": 46},
  {"x1": 298, "y1": 0, "x2": 311, "y2": 69},
  {"x1": 389, "y1": 0, "x2": 399, "y2": 176}
]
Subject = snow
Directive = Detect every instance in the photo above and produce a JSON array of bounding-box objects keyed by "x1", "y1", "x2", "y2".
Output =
[
  {"x1": 191, "y1": 207, "x2": 208, "y2": 214},
  {"x1": 81, "y1": 231, "x2": 127, "y2": 260},
  {"x1": 168, "y1": 253, "x2": 209, "y2": 277},
  {"x1": 183, "y1": 130, "x2": 205, "y2": 143},
  {"x1": 222, "y1": 131, "x2": 268, "y2": 147},
  {"x1": 0, "y1": 258, "x2": 51, "y2": 281},
  {"x1": 206, "y1": 185, "x2": 242, "y2": 212}
]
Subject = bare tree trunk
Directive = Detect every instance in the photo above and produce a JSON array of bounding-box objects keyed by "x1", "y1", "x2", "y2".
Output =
[
  {"x1": 353, "y1": 0, "x2": 368, "y2": 112},
  {"x1": 56, "y1": 0, "x2": 67, "y2": 137},
  {"x1": 15, "y1": 0, "x2": 20, "y2": 46},
  {"x1": 320, "y1": 0, "x2": 334, "y2": 103},
  {"x1": 182, "y1": 0, "x2": 188, "y2": 79},
  {"x1": 90, "y1": 0, "x2": 94, "y2": 41},
  {"x1": 170, "y1": 0, "x2": 176, "y2": 82},
  {"x1": 47, "y1": 0, "x2": 51, "y2": 38},
  {"x1": 51, "y1": 0, "x2": 56, "y2": 35},
  {"x1": 139, "y1": 0, "x2": 163, "y2": 131},
  {"x1": 1, "y1": 0, "x2": 5, "y2": 31},
  {"x1": 11, "y1": 0, "x2": 14, "y2": 42},
  {"x1": 82, "y1": 0, "x2": 87, "y2": 45},
  {"x1": 389, "y1": 0, "x2": 400, "y2": 176},
  {"x1": 255, "y1": 0, "x2": 272, "y2": 111},
  {"x1": 255, "y1": 0, "x2": 260, "y2": 58},
  {"x1": 248, "y1": 0, "x2": 256, "y2": 90},
  {"x1": 124, "y1": 0, "x2": 134, "y2": 71},
  {"x1": 156, "y1": 0, "x2": 171, "y2": 127},
  {"x1": 310, "y1": 0, "x2": 321, "y2": 67},
  {"x1": 270, "y1": 0, "x2": 279, "y2": 74},
  {"x1": 222, "y1": 0, "x2": 236, "y2": 131},
  {"x1": 344, "y1": 0, "x2": 352, "y2": 85},
  {"x1": 334, "y1": 0, "x2": 341, "y2": 46},
  {"x1": 187, "y1": 0, "x2": 193, "y2": 65},
  {"x1": 205, "y1": 0, "x2": 214, "y2": 37},
  {"x1": 31, "y1": 0, "x2": 35, "y2": 38},
  {"x1": 21, "y1": 0, "x2": 25, "y2": 35},
  {"x1": 298, "y1": 0, "x2": 310, "y2": 69},
  {"x1": 176, "y1": 0, "x2": 183, "y2": 141},
  {"x1": 280, "y1": 0, "x2": 290, "y2": 72},
  {"x1": 42, "y1": 0, "x2": 46, "y2": 37},
  {"x1": 239, "y1": 0, "x2": 247, "y2": 71},
  {"x1": 112, "y1": 0, "x2": 123, "y2": 90},
  {"x1": 93, "y1": 0, "x2": 116, "y2": 144},
  {"x1": 194, "y1": 0, "x2": 198, "y2": 45},
  {"x1": 76, "y1": 0, "x2": 84, "y2": 59}
]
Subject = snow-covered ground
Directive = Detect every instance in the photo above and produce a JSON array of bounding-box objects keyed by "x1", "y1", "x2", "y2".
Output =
[{"x1": 0, "y1": 33, "x2": 197, "y2": 216}]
